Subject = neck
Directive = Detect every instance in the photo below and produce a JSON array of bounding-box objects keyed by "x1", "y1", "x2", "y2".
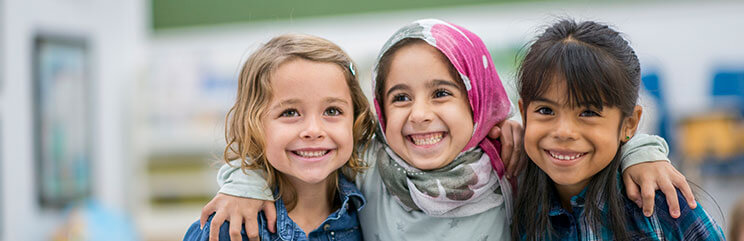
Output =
[
  {"x1": 286, "y1": 175, "x2": 335, "y2": 236},
  {"x1": 554, "y1": 180, "x2": 590, "y2": 212}
]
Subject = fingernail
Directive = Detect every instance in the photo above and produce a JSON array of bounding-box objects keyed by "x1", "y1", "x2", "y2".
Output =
[
  {"x1": 672, "y1": 210, "x2": 680, "y2": 217},
  {"x1": 644, "y1": 211, "x2": 651, "y2": 217}
]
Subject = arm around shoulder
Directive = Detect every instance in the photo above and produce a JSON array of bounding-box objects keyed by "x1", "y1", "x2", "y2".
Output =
[
  {"x1": 619, "y1": 134, "x2": 670, "y2": 172},
  {"x1": 218, "y1": 160, "x2": 274, "y2": 200}
]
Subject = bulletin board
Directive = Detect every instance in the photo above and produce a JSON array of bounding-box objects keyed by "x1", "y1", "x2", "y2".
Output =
[{"x1": 32, "y1": 35, "x2": 93, "y2": 208}]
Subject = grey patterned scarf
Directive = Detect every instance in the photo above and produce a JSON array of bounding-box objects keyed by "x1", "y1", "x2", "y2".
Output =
[{"x1": 375, "y1": 135, "x2": 505, "y2": 217}]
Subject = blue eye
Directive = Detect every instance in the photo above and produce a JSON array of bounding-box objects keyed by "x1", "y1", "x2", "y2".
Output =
[
  {"x1": 433, "y1": 89, "x2": 452, "y2": 98},
  {"x1": 580, "y1": 109, "x2": 600, "y2": 117},
  {"x1": 536, "y1": 107, "x2": 554, "y2": 115},
  {"x1": 392, "y1": 94, "x2": 410, "y2": 103},
  {"x1": 280, "y1": 109, "x2": 299, "y2": 117},
  {"x1": 324, "y1": 107, "x2": 343, "y2": 116}
]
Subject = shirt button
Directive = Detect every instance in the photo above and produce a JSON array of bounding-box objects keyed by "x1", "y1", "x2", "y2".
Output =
[{"x1": 323, "y1": 224, "x2": 331, "y2": 231}]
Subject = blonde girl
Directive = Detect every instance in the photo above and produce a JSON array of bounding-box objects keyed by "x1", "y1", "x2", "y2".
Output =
[{"x1": 184, "y1": 34, "x2": 375, "y2": 241}]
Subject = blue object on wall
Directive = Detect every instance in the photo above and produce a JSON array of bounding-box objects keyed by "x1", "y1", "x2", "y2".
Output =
[
  {"x1": 641, "y1": 71, "x2": 673, "y2": 148},
  {"x1": 711, "y1": 69, "x2": 744, "y2": 115}
]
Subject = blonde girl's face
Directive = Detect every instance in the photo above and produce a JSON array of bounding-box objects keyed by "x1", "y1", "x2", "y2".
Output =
[
  {"x1": 520, "y1": 80, "x2": 640, "y2": 196},
  {"x1": 262, "y1": 58, "x2": 354, "y2": 185},
  {"x1": 383, "y1": 42, "x2": 474, "y2": 171}
]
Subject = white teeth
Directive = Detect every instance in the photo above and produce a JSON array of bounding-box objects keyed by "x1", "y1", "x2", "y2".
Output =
[
  {"x1": 549, "y1": 151, "x2": 583, "y2": 160},
  {"x1": 295, "y1": 151, "x2": 326, "y2": 157},
  {"x1": 410, "y1": 133, "x2": 443, "y2": 146}
]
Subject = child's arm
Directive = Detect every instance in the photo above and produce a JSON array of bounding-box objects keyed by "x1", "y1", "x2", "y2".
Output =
[
  {"x1": 199, "y1": 161, "x2": 276, "y2": 241},
  {"x1": 619, "y1": 134, "x2": 696, "y2": 219}
]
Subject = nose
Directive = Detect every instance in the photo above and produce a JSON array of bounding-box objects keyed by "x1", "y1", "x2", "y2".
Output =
[
  {"x1": 300, "y1": 115, "x2": 326, "y2": 140},
  {"x1": 409, "y1": 99, "x2": 434, "y2": 125},
  {"x1": 553, "y1": 116, "x2": 579, "y2": 141}
]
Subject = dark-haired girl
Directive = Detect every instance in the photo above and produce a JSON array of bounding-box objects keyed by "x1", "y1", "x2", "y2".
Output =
[{"x1": 511, "y1": 20, "x2": 725, "y2": 240}]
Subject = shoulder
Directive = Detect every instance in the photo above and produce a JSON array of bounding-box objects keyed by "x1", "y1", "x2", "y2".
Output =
[
  {"x1": 338, "y1": 173, "x2": 367, "y2": 212},
  {"x1": 182, "y1": 215, "x2": 234, "y2": 241},
  {"x1": 651, "y1": 190, "x2": 725, "y2": 240},
  {"x1": 183, "y1": 214, "x2": 274, "y2": 241}
]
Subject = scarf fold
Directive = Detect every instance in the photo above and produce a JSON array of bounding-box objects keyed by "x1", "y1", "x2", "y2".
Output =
[{"x1": 372, "y1": 19, "x2": 514, "y2": 218}]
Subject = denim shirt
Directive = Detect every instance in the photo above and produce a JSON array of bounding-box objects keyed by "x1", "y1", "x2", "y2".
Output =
[{"x1": 184, "y1": 173, "x2": 366, "y2": 241}]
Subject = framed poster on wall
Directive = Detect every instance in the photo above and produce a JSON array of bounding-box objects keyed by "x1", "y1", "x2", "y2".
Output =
[{"x1": 33, "y1": 35, "x2": 92, "y2": 208}]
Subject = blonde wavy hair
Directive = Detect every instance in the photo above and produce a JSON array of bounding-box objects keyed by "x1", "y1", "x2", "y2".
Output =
[{"x1": 223, "y1": 34, "x2": 376, "y2": 210}]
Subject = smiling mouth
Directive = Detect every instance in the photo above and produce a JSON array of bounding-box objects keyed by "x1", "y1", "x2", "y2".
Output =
[
  {"x1": 408, "y1": 132, "x2": 445, "y2": 146},
  {"x1": 292, "y1": 150, "x2": 331, "y2": 158},
  {"x1": 546, "y1": 150, "x2": 586, "y2": 161}
]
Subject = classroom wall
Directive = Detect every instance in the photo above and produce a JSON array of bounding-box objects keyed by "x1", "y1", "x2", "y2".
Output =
[{"x1": 0, "y1": 0, "x2": 147, "y2": 240}]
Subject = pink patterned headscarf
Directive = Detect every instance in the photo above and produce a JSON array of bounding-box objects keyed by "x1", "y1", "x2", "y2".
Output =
[{"x1": 372, "y1": 19, "x2": 512, "y2": 178}]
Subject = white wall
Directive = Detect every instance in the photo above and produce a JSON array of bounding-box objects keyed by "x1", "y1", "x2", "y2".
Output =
[
  {"x1": 0, "y1": 0, "x2": 147, "y2": 240},
  {"x1": 153, "y1": 1, "x2": 744, "y2": 118}
]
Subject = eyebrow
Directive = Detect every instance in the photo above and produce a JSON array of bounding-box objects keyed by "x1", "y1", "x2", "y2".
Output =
[
  {"x1": 324, "y1": 97, "x2": 349, "y2": 105},
  {"x1": 385, "y1": 84, "x2": 411, "y2": 99},
  {"x1": 270, "y1": 99, "x2": 301, "y2": 111},
  {"x1": 428, "y1": 79, "x2": 462, "y2": 90},
  {"x1": 270, "y1": 97, "x2": 349, "y2": 111}
]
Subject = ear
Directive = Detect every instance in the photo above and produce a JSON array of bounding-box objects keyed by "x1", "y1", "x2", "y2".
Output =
[
  {"x1": 518, "y1": 99, "x2": 526, "y2": 125},
  {"x1": 620, "y1": 105, "x2": 643, "y2": 142}
]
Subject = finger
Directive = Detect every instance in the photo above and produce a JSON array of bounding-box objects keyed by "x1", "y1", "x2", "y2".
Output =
[
  {"x1": 200, "y1": 201, "x2": 216, "y2": 229},
  {"x1": 244, "y1": 216, "x2": 259, "y2": 241},
  {"x1": 500, "y1": 125, "x2": 514, "y2": 177},
  {"x1": 263, "y1": 202, "x2": 277, "y2": 233},
  {"x1": 229, "y1": 216, "x2": 243, "y2": 241},
  {"x1": 673, "y1": 174, "x2": 697, "y2": 209},
  {"x1": 622, "y1": 174, "x2": 642, "y2": 208},
  {"x1": 510, "y1": 124, "x2": 523, "y2": 177},
  {"x1": 209, "y1": 212, "x2": 228, "y2": 241},
  {"x1": 488, "y1": 125, "x2": 502, "y2": 139},
  {"x1": 659, "y1": 181, "x2": 681, "y2": 218},
  {"x1": 640, "y1": 181, "x2": 658, "y2": 217}
]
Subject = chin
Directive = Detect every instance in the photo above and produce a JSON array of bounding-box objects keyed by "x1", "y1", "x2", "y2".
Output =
[
  {"x1": 547, "y1": 173, "x2": 582, "y2": 186},
  {"x1": 295, "y1": 175, "x2": 330, "y2": 185},
  {"x1": 407, "y1": 158, "x2": 448, "y2": 170}
]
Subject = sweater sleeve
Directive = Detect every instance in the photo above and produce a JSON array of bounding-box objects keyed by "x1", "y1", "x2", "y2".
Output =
[
  {"x1": 216, "y1": 160, "x2": 274, "y2": 201},
  {"x1": 619, "y1": 134, "x2": 671, "y2": 172}
]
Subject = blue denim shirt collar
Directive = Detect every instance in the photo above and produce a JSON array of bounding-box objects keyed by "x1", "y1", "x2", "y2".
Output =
[{"x1": 266, "y1": 173, "x2": 365, "y2": 241}]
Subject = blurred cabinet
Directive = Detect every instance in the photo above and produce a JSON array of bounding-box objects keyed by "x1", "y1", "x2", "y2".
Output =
[{"x1": 134, "y1": 47, "x2": 240, "y2": 241}]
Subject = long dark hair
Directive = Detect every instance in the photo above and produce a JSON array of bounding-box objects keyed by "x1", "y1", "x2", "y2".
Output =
[{"x1": 511, "y1": 19, "x2": 641, "y2": 240}]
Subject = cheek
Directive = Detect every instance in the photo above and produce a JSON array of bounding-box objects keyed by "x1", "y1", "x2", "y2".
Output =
[
  {"x1": 522, "y1": 123, "x2": 546, "y2": 158},
  {"x1": 383, "y1": 109, "x2": 403, "y2": 134}
]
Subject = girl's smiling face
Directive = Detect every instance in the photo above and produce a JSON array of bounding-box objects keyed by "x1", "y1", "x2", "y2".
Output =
[
  {"x1": 520, "y1": 80, "x2": 641, "y2": 197},
  {"x1": 383, "y1": 41, "x2": 474, "y2": 170},
  {"x1": 262, "y1": 58, "x2": 354, "y2": 185}
]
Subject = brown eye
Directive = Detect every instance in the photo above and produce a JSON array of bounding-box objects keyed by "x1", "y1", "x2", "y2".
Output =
[
  {"x1": 324, "y1": 107, "x2": 343, "y2": 116},
  {"x1": 536, "y1": 107, "x2": 554, "y2": 115},
  {"x1": 580, "y1": 110, "x2": 600, "y2": 117},
  {"x1": 392, "y1": 94, "x2": 410, "y2": 103},
  {"x1": 280, "y1": 109, "x2": 299, "y2": 117},
  {"x1": 433, "y1": 89, "x2": 452, "y2": 98}
]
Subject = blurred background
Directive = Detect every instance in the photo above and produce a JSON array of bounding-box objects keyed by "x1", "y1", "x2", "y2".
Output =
[{"x1": 1, "y1": 0, "x2": 744, "y2": 240}]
